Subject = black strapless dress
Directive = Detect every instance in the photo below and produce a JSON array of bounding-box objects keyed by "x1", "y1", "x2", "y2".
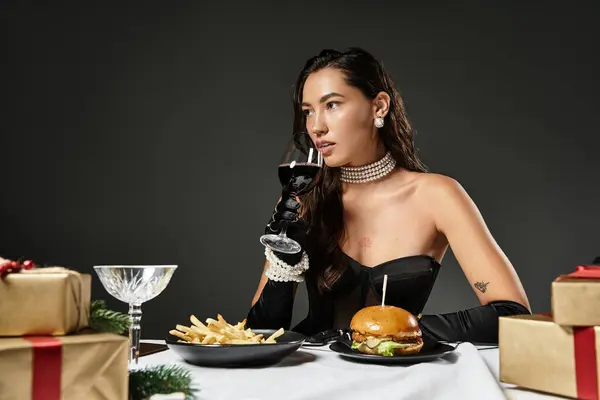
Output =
[
  {"x1": 292, "y1": 254, "x2": 441, "y2": 335},
  {"x1": 246, "y1": 251, "x2": 530, "y2": 344}
]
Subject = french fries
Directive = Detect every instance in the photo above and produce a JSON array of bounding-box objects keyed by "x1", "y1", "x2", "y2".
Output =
[{"x1": 169, "y1": 313, "x2": 285, "y2": 345}]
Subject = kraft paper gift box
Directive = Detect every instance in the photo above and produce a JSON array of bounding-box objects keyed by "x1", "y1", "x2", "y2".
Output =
[
  {"x1": 499, "y1": 314, "x2": 600, "y2": 399},
  {"x1": 552, "y1": 265, "x2": 600, "y2": 326},
  {"x1": 0, "y1": 266, "x2": 91, "y2": 336},
  {"x1": 0, "y1": 331, "x2": 129, "y2": 400}
]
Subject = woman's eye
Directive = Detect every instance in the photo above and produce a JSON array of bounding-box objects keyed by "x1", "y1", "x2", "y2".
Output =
[
  {"x1": 302, "y1": 109, "x2": 313, "y2": 117},
  {"x1": 326, "y1": 101, "x2": 340, "y2": 110}
]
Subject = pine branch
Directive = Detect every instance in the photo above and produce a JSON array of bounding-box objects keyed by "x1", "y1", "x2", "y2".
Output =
[
  {"x1": 129, "y1": 364, "x2": 197, "y2": 400},
  {"x1": 90, "y1": 300, "x2": 130, "y2": 335},
  {"x1": 91, "y1": 299, "x2": 107, "y2": 312}
]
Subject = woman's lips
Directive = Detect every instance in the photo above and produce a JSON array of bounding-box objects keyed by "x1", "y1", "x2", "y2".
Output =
[
  {"x1": 318, "y1": 143, "x2": 336, "y2": 156},
  {"x1": 316, "y1": 140, "x2": 336, "y2": 156}
]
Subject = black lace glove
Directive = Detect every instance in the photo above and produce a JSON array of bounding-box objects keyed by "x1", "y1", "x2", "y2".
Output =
[
  {"x1": 264, "y1": 187, "x2": 307, "y2": 265},
  {"x1": 246, "y1": 279, "x2": 296, "y2": 331},
  {"x1": 418, "y1": 300, "x2": 531, "y2": 345},
  {"x1": 246, "y1": 191, "x2": 308, "y2": 331}
]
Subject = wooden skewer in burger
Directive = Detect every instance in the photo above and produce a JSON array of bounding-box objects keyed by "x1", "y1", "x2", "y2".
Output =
[{"x1": 349, "y1": 274, "x2": 424, "y2": 356}]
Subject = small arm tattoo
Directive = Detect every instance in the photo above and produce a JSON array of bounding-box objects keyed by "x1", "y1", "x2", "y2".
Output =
[{"x1": 474, "y1": 281, "x2": 490, "y2": 293}]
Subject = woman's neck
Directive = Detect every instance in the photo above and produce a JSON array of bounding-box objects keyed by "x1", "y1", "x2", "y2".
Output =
[
  {"x1": 340, "y1": 149, "x2": 396, "y2": 184},
  {"x1": 345, "y1": 142, "x2": 387, "y2": 167}
]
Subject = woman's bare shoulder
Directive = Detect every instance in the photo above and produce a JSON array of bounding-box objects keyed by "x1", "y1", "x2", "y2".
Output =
[
  {"x1": 407, "y1": 171, "x2": 463, "y2": 196},
  {"x1": 394, "y1": 170, "x2": 461, "y2": 194}
]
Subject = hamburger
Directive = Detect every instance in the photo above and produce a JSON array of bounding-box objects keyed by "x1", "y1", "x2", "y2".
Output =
[{"x1": 349, "y1": 305, "x2": 423, "y2": 356}]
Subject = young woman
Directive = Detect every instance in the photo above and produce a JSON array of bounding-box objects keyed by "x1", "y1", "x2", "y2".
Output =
[{"x1": 246, "y1": 47, "x2": 531, "y2": 344}]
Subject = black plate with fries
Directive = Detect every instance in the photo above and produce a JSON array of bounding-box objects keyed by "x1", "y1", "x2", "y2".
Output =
[
  {"x1": 166, "y1": 329, "x2": 305, "y2": 367},
  {"x1": 166, "y1": 314, "x2": 305, "y2": 367}
]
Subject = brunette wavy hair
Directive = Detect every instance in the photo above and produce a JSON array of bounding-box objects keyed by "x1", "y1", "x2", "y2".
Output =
[{"x1": 293, "y1": 47, "x2": 428, "y2": 293}]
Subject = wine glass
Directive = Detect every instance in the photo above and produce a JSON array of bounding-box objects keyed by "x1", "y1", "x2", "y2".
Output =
[
  {"x1": 93, "y1": 265, "x2": 177, "y2": 366},
  {"x1": 260, "y1": 132, "x2": 323, "y2": 254}
]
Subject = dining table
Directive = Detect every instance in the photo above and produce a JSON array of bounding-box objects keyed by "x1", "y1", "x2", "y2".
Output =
[{"x1": 138, "y1": 339, "x2": 561, "y2": 400}]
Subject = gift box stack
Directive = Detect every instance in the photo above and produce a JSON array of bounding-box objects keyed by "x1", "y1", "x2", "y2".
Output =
[
  {"x1": 0, "y1": 257, "x2": 129, "y2": 400},
  {"x1": 499, "y1": 261, "x2": 600, "y2": 399}
]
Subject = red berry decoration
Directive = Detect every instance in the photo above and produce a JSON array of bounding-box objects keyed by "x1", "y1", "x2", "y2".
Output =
[
  {"x1": 0, "y1": 261, "x2": 19, "y2": 278},
  {"x1": 22, "y1": 260, "x2": 35, "y2": 270},
  {"x1": 0, "y1": 262, "x2": 11, "y2": 276},
  {"x1": 9, "y1": 261, "x2": 21, "y2": 273}
]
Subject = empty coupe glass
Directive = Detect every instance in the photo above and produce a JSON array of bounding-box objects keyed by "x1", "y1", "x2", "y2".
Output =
[{"x1": 93, "y1": 265, "x2": 177, "y2": 365}]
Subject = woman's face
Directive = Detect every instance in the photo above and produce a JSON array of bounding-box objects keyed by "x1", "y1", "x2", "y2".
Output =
[{"x1": 301, "y1": 67, "x2": 388, "y2": 167}]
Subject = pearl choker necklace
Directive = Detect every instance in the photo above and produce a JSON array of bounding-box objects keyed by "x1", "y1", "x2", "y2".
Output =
[{"x1": 340, "y1": 151, "x2": 396, "y2": 183}]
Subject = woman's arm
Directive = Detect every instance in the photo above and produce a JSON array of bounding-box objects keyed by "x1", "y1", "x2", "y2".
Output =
[
  {"x1": 246, "y1": 259, "x2": 298, "y2": 331},
  {"x1": 251, "y1": 260, "x2": 274, "y2": 307},
  {"x1": 426, "y1": 174, "x2": 530, "y2": 309},
  {"x1": 246, "y1": 194, "x2": 306, "y2": 331},
  {"x1": 418, "y1": 174, "x2": 531, "y2": 343}
]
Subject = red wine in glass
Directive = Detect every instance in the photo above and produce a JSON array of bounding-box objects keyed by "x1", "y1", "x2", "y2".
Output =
[
  {"x1": 277, "y1": 162, "x2": 321, "y2": 195},
  {"x1": 260, "y1": 133, "x2": 323, "y2": 254}
]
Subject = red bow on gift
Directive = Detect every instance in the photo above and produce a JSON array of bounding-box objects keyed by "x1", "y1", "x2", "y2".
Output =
[
  {"x1": 555, "y1": 265, "x2": 600, "y2": 281},
  {"x1": 0, "y1": 259, "x2": 36, "y2": 278}
]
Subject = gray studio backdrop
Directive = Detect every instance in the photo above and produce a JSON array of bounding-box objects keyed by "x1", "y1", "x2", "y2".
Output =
[{"x1": 1, "y1": 3, "x2": 598, "y2": 339}]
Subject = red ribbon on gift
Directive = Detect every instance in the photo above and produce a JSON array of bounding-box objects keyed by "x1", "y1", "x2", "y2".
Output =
[
  {"x1": 556, "y1": 266, "x2": 600, "y2": 397},
  {"x1": 574, "y1": 327, "x2": 598, "y2": 400},
  {"x1": 24, "y1": 337, "x2": 62, "y2": 400},
  {"x1": 555, "y1": 265, "x2": 600, "y2": 281},
  {"x1": 536, "y1": 314, "x2": 598, "y2": 398}
]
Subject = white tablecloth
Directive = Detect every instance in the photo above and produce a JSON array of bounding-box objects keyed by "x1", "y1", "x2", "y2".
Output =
[{"x1": 139, "y1": 340, "x2": 562, "y2": 400}]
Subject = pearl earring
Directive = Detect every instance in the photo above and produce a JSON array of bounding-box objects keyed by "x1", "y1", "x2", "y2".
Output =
[{"x1": 374, "y1": 117, "x2": 384, "y2": 128}]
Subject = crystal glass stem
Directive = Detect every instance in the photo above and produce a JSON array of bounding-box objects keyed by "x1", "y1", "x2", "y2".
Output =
[
  {"x1": 278, "y1": 221, "x2": 289, "y2": 239},
  {"x1": 129, "y1": 303, "x2": 142, "y2": 364}
]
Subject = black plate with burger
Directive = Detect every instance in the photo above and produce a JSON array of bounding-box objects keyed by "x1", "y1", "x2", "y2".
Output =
[{"x1": 329, "y1": 305, "x2": 456, "y2": 364}]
